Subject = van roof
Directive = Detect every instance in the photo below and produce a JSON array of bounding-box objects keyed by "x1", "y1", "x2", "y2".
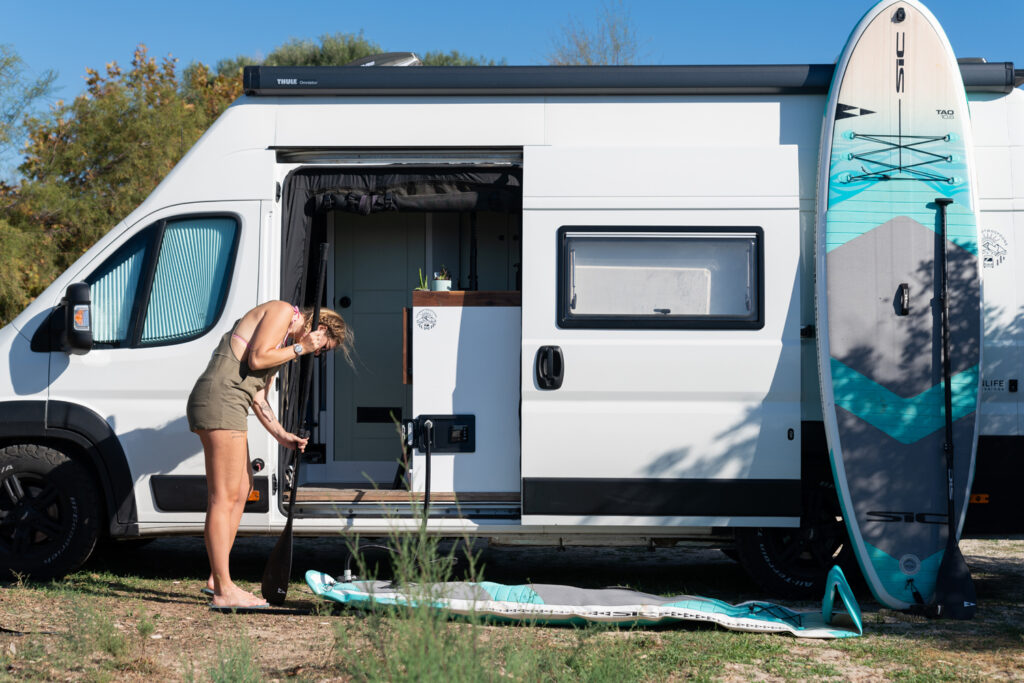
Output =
[{"x1": 243, "y1": 62, "x2": 1021, "y2": 97}]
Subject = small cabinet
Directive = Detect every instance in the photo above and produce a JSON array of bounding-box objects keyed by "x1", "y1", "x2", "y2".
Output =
[{"x1": 410, "y1": 291, "x2": 521, "y2": 494}]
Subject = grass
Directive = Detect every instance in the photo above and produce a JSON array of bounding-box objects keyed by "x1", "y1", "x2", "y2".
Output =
[
  {"x1": 0, "y1": 538, "x2": 1021, "y2": 681},
  {"x1": 320, "y1": 517, "x2": 820, "y2": 682},
  {"x1": 206, "y1": 638, "x2": 262, "y2": 683},
  {"x1": 329, "y1": 514, "x2": 499, "y2": 681}
]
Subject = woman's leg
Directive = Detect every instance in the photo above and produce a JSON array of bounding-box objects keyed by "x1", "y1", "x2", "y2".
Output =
[
  {"x1": 206, "y1": 444, "x2": 254, "y2": 592},
  {"x1": 199, "y1": 429, "x2": 266, "y2": 607}
]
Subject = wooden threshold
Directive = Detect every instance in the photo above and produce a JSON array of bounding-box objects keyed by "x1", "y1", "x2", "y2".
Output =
[
  {"x1": 291, "y1": 487, "x2": 519, "y2": 504},
  {"x1": 411, "y1": 290, "x2": 521, "y2": 307}
]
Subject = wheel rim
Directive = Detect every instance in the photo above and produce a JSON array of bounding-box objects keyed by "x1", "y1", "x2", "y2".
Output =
[
  {"x1": 756, "y1": 481, "x2": 851, "y2": 585},
  {"x1": 0, "y1": 472, "x2": 68, "y2": 557}
]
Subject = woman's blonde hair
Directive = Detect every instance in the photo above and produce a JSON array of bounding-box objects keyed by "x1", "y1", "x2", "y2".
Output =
[{"x1": 301, "y1": 307, "x2": 354, "y2": 366}]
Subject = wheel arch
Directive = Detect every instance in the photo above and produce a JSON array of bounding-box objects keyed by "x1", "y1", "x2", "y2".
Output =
[{"x1": 0, "y1": 400, "x2": 139, "y2": 537}]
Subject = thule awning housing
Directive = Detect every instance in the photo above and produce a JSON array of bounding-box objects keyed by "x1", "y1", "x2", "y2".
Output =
[{"x1": 243, "y1": 62, "x2": 1019, "y2": 97}]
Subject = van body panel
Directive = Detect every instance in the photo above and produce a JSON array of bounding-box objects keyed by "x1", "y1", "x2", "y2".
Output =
[
  {"x1": 273, "y1": 97, "x2": 547, "y2": 148},
  {"x1": 974, "y1": 90, "x2": 1024, "y2": 438},
  {"x1": 541, "y1": 97, "x2": 793, "y2": 148},
  {"x1": 0, "y1": 323, "x2": 48, "y2": 399},
  {"x1": 520, "y1": 145, "x2": 801, "y2": 526},
  {"x1": 43, "y1": 201, "x2": 264, "y2": 526},
  {"x1": 129, "y1": 104, "x2": 277, "y2": 209}
]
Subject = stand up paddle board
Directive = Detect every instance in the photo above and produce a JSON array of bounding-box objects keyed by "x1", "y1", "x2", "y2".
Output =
[
  {"x1": 306, "y1": 567, "x2": 864, "y2": 639},
  {"x1": 816, "y1": 0, "x2": 981, "y2": 610}
]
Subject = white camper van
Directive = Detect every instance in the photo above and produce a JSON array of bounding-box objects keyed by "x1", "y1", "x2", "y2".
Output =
[{"x1": 1, "y1": 62, "x2": 1021, "y2": 596}]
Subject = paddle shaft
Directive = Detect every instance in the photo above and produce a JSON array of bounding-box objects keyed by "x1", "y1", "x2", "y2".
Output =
[
  {"x1": 930, "y1": 196, "x2": 976, "y2": 620},
  {"x1": 936, "y1": 198, "x2": 955, "y2": 535},
  {"x1": 262, "y1": 242, "x2": 329, "y2": 605}
]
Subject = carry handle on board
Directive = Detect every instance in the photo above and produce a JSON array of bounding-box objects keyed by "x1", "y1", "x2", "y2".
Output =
[
  {"x1": 927, "y1": 197, "x2": 977, "y2": 620},
  {"x1": 895, "y1": 283, "x2": 910, "y2": 316},
  {"x1": 261, "y1": 242, "x2": 329, "y2": 606}
]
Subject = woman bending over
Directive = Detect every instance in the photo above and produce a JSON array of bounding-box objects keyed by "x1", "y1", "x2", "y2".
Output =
[{"x1": 186, "y1": 300, "x2": 352, "y2": 609}]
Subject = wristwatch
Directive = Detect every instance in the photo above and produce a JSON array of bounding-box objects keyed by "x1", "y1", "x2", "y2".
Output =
[{"x1": 292, "y1": 343, "x2": 304, "y2": 357}]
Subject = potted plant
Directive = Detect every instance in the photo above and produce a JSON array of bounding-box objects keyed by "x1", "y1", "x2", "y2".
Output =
[{"x1": 430, "y1": 265, "x2": 452, "y2": 292}]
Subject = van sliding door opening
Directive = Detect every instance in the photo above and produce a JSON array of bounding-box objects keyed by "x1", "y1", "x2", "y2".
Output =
[{"x1": 276, "y1": 162, "x2": 523, "y2": 517}]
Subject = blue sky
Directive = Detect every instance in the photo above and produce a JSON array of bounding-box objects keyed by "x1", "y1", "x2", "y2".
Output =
[{"x1": 4, "y1": 0, "x2": 1022, "y2": 106}]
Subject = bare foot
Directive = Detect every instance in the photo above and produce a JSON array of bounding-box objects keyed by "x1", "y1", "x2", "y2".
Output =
[{"x1": 211, "y1": 584, "x2": 268, "y2": 609}]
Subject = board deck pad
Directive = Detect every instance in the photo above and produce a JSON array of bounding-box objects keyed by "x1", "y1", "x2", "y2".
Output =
[
  {"x1": 306, "y1": 567, "x2": 863, "y2": 638},
  {"x1": 816, "y1": 0, "x2": 981, "y2": 610}
]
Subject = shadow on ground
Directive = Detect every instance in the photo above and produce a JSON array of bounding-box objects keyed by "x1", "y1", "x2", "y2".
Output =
[
  {"x1": 85, "y1": 535, "x2": 1022, "y2": 616},
  {"x1": 86, "y1": 536, "x2": 759, "y2": 601}
]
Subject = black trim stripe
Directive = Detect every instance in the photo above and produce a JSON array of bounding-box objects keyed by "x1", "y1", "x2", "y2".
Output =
[
  {"x1": 151, "y1": 475, "x2": 269, "y2": 513},
  {"x1": 522, "y1": 478, "x2": 801, "y2": 517},
  {"x1": 964, "y1": 435, "x2": 1024, "y2": 536}
]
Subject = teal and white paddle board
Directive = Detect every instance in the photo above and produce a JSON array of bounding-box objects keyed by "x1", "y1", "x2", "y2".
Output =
[
  {"x1": 306, "y1": 567, "x2": 864, "y2": 638},
  {"x1": 816, "y1": 0, "x2": 981, "y2": 610}
]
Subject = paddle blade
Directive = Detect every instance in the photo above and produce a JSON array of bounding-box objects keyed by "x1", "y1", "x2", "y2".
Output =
[
  {"x1": 929, "y1": 541, "x2": 977, "y2": 620},
  {"x1": 261, "y1": 517, "x2": 294, "y2": 605}
]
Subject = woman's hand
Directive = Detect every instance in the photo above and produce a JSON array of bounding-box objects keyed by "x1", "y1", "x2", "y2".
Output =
[
  {"x1": 277, "y1": 432, "x2": 309, "y2": 452},
  {"x1": 298, "y1": 328, "x2": 329, "y2": 356}
]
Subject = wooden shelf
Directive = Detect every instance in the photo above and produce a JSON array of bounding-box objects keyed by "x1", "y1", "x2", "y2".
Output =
[{"x1": 412, "y1": 290, "x2": 521, "y2": 307}]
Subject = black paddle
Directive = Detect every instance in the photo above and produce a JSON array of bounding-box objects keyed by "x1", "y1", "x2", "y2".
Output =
[
  {"x1": 261, "y1": 242, "x2": 329, "y2": 605},
  {"x1": 928, "y1": 197, "x2": 977, "y2": 620}
]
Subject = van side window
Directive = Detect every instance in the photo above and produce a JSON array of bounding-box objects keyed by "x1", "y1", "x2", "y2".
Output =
[
  {"x1": 558, "y1": 227, "x2": 764, "y2": 329},
  {"x1": 141, "y1": 217, "x2": 237, "y2": 344},
  {"x1": 85, "y1": 215, "x2": 239, "y2": 348},
  {"x1": 87, "y1": 230, "x2": 156, "y2": 345}
]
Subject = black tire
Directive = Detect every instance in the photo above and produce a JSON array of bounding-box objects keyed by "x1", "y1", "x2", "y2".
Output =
[
  {"x1": 734, "y1": 475, "x2": 860, "y2": 600},
  {"x1": 97, "y1": 536, "x2": 155, "y2": 551},
  {"x1": 0, "y1": 444, "x2": 101, "y2": 581},
  {"x1": 719, "y1": 547, "x2": 741, "y2": 563}
]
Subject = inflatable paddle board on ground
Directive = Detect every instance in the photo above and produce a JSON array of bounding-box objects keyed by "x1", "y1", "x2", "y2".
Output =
[
  {"x1": 306, "y1": 567, "x2": 863, "y2": 638},
  {"x1": 816, "y1": 0, "x2": 981, "y2": 611}
]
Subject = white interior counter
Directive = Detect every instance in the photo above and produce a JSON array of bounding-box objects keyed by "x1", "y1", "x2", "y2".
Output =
[{"x1": 411, "y1": 291, "x2": 521, "y2": 493}]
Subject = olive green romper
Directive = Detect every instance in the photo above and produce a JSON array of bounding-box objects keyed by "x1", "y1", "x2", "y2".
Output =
[{"x1": 186, "y1": 322, "x2": 289, "y2": 432}]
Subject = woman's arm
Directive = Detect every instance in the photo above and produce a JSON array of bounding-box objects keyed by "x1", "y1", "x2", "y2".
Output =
[
  {"x1": 246, "y1": 302, "x2": 302, "y2": 370},
  {"x1": 252, "y1": 386, "x2": 308, "y2": 452}
]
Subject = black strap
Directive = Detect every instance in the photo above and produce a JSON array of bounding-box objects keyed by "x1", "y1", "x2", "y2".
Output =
[{"x1": 844, "y1": 133, "x2": 954, "y2": 183}]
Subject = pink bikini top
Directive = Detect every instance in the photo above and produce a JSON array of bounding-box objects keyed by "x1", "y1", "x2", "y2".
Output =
[{"x1": 232, "y1": 305, "x2": 301, "y2": 350}]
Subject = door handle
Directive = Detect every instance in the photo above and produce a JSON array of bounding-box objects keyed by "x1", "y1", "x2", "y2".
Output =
[{"x1": 535, "y1": 345, "x2": 564, "y2": 390}]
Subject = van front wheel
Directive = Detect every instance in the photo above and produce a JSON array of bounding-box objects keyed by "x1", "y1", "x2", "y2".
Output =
[
  {"x1": 734, "y1": 476, "x2": 858, "y2": 600},
  {"x1": 0, "y1": 444, "x2": 101, "y2": 581}
]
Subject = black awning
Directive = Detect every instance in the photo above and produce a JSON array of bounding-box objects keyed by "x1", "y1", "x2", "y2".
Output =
[{"x1": 244, "y1": 62, "x2": 1019, "y2": 96}]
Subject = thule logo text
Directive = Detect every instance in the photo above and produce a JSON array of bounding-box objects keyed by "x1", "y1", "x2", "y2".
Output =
[{"x1": 277, "y1": 78, "x2": 298, "y2": 85}]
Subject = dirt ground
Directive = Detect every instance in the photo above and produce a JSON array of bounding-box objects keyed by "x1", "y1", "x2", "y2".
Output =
[{"x1": 1, "y1": 536, "x2": 1022, "y2": 681}]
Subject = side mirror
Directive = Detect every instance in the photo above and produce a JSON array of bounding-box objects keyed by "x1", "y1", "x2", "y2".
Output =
[{"x1": 61, "y1": 282, "x2": 93, "y2": 355}]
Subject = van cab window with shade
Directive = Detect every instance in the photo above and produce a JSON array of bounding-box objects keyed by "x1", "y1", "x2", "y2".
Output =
[
  {"x1": 86, "y1": 215, "x2": 239, "y2": 347},
  {"x1": 558, "y1": 227, "x2": 764, "y2": 329}
]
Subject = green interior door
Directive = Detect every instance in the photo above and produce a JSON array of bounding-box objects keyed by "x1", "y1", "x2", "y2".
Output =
[{"x1": 332, "y1": 212, "x2": 424, "y2": 485}]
